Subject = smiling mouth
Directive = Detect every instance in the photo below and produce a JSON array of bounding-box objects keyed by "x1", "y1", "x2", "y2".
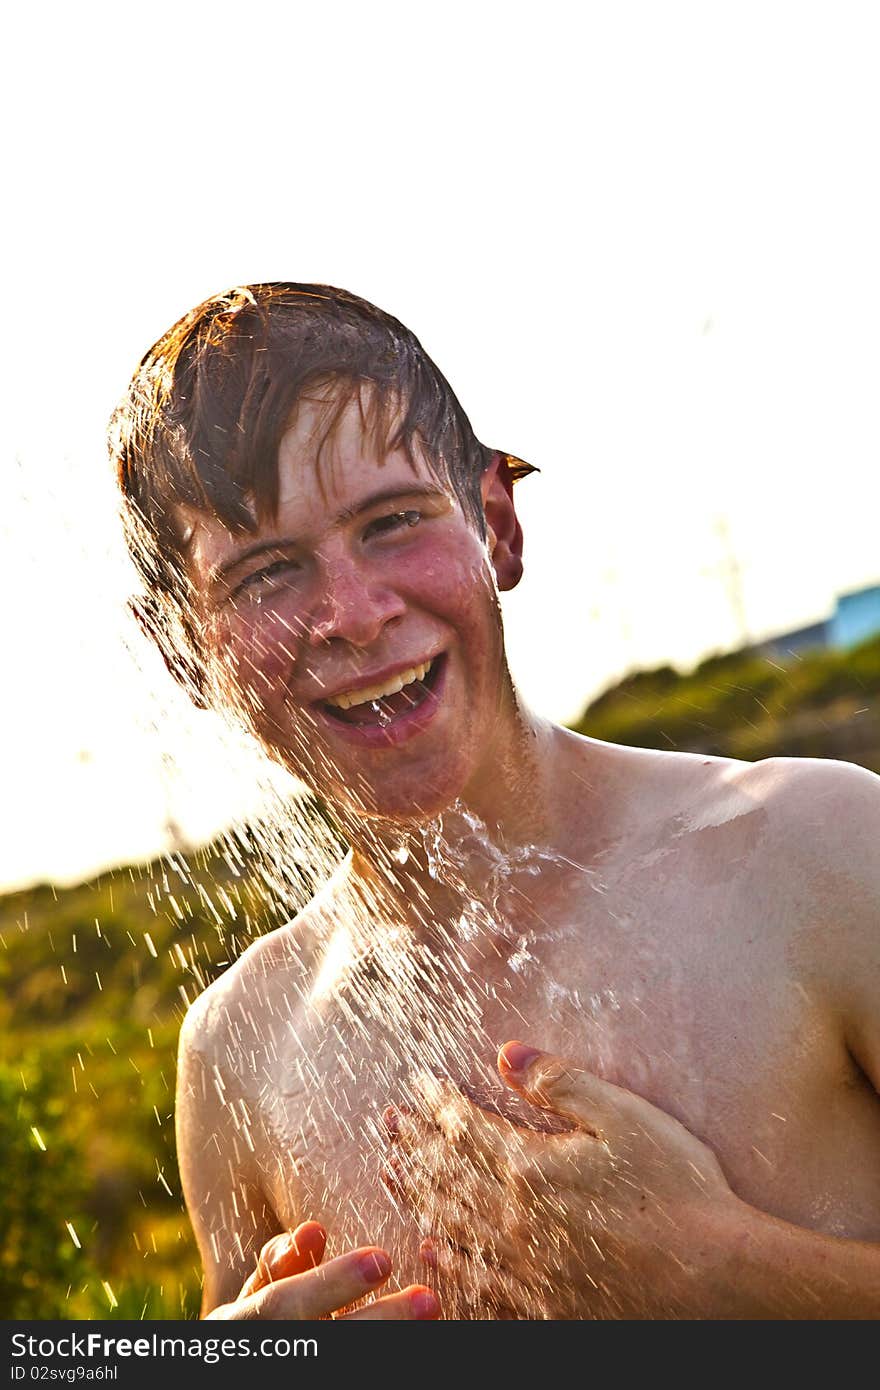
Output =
[{"x1": 319, "y1": 656, "x2": 444, "y2": 726}]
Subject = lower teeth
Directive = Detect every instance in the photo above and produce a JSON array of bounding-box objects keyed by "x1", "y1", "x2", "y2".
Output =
[{"x1": 370, "y1": 700, "x2": 391, "y2": 726}]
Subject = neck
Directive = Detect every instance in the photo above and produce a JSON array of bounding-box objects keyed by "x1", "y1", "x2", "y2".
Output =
[{"x1": 339, "y1": 699, "x2": 580, "y2": 938}]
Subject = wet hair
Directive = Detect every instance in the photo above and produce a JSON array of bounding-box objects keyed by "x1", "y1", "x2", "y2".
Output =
[{"x1": 109, "y1": 282, "x2": 534, "y2": 703}]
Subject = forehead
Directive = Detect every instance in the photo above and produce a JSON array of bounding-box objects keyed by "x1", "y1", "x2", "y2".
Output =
[
  {"x1": 277, "y1": 385, "x2": 439, "y2": 504},
  {"x1": 181, "y1": 387, "x2": 450, "y2": 575}
]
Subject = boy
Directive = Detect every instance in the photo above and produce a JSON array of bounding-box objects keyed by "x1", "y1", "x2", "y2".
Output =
[{"x1": 113, "y1": 283, "x2": 880, "y2": 1319}]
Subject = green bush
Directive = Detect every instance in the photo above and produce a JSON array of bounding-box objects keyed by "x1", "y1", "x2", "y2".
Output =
[{"x1": 0, "y1": 1061, "x2": 95, "y2": 1317}]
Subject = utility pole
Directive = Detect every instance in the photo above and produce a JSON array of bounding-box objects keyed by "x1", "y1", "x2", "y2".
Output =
[
  {"x1": 714, "y1": 514, "x2": 749, "y2": 650},
  {"x1": 160, "y1": 748, "x2": 187, "y2": 854}
]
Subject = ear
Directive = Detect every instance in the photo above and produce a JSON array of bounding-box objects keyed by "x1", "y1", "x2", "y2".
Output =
[
  {"x1": 129, "y1": 593, "x2": 210, "y2": 710},
  {"x1": 479, "y1": 451, "x2": 525, "y2": 592}
]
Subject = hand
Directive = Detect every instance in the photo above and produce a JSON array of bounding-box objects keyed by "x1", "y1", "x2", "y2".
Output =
[
  {"x1": 384, "y1": 1043, "x2": 740, "y2": 1319},
  {"x1": 206, "y1": 1219, "x2": 441, "y2": 1320}
]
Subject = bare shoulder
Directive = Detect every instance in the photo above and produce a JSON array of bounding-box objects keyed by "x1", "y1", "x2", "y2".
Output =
[
  {"x1": 567, "y1": 731, "x2": 880, "y2": 862},
  {"x1": 628, "y1": 742, "x2": 880, "y2": 863},
  {"x1": 731, "y1": 753, "x2": 880, "y2": 879},
  {"x1": 733, "y1": 756, "x2": 880, "y2": 1026},
  {"x1": 587, "y1": 738, "x2": 879, "y2": 939},
  {"x1": 683, "y1": 752, "x2": 880, "y2": 921},
  {"x1": 175, "y1": 868, "x2": 350, "y2": 1308},
  {"x1": 665, "y1": 753, "x2": 880, "y2": 1042},
  {"x1": 559, "y1": 726, "x2": 751, "y2": 812},
  {"x1": 178, "y1": 856, "x2": 351, "y2": 1075}
]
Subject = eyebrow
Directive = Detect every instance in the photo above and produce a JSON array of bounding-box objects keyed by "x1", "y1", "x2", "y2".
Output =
[{"x1": 209, "y1": 483, "x2": 449, "y2": 585}]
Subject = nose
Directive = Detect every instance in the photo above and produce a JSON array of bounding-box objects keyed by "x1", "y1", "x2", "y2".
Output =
[{"x1": 307, "y1": 556, "x2": 406, "y2": 648}]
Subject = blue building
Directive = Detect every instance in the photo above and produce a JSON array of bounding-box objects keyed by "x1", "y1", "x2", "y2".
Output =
[
  {"x1": 748, "y1": 582, "x2": 880, "y2": 661},
  {"x1": 829, "y1": 583, "x2": 880, "y2": 650}
]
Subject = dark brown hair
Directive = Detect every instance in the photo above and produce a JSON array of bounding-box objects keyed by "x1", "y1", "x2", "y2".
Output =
[{"x1": 110, "y1": 282, "x2": 534, "y2": 700}]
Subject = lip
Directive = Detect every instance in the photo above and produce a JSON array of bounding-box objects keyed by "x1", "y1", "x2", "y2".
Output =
[
  {"x1": 315, "y1": 656, "x2": 440, "y2": 707},
  {"x1": 312, "y1": 653, "x2": 448, "y2": 750}
]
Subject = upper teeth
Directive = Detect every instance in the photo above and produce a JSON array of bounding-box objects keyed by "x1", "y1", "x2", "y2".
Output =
[{"x1": 326, "y1": 661, "x2": 432, "y2": 710}]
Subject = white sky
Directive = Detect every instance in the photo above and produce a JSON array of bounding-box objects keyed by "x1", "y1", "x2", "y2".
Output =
[{"x1": 3, "y1": 1, "x2": 879, "y2": 890}]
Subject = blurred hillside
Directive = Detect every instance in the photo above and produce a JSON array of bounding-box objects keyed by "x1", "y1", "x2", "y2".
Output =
[
  {"x1": 575, "y1": 630, "x2": 880, "y2": 773},
  {"x1": 3, "y1": 632, "x2": 880, "y2": 1319},
  {"x1": 0, "y1": 809, "x2": 340, "y2": 1320}
]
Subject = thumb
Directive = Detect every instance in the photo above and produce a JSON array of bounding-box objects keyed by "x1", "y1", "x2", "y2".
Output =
[
  {"x1": 239, "y1": 1221, "x2": 326, "y2": 1297},
  {"x1": 498, "y1": 1041, "x2": 633, "y2": 1138}
]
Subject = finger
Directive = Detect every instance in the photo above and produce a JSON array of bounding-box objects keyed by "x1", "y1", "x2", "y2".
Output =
[
  {"x1": 384, "y1": 1108, "x2": 461, "y2": 1193},
  {"x1": 418, "y1": 1208, "x2": 523, "y2": 1269},
  {"x1": 385, "y1": 1109, "x2": 559, "y2": 1222},
  {"x1": 381, "y1": 1150, "x2": 426, "y2": 1206},
  {"x1": 383, "y1": 1127, "x2": 522, "y2": 1239},
  {"x1": 407, "y1": 1074, "x2": 535, "y2": 1180},
  {"x1": 382, "y1": 1151, "x2": 485, "y2": 1232},
  {"x1": 382, "y1": 1103, "x2": 409, "y2": 1138},
  {"x1": 498, "y1": 1042, "x2": 638, "y2": 1137},
  {"x1": 255, "y1": 1246, "x2": 392, "y2": 1320},
  {"x1": 340, "y1": 1285, "x2": 441, "y2": 1321},
  {"x1": 290, "y1": 1220, "x2": 327, "y2": 1266},
  {"x1": 383, "y1": 1122, "x2": 561, "y2": 1255},
  {"x1": 240, "y1": 1222, "x2": 327, "y2": 1296},
  {"x1": 388, "y1": 1079, "x2": 613, "y2": 1215}
]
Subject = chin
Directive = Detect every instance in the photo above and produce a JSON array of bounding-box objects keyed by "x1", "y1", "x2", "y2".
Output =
[
  {"x1": 325, "y1": 755, "x2": 475, "y2": 826},
  {"x1": 264, "y1": 700, "x2": 483, "y2": 825}
]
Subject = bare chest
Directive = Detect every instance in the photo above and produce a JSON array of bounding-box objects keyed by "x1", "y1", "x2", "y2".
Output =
[{"x1": 250, "y1": 833, "x2": 880, "y2": 1262}]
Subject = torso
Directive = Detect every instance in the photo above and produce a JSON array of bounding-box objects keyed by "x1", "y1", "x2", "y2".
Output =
[{"x1": 193, "y1": 740, "x2": 880, "y2": 1313}]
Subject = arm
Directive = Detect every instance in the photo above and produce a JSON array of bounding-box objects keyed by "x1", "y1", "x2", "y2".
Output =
[
  {"x1": 175, "y1": 997, "x2": 278, "y2": 1314},
  {"x1": 562, "y1": 755, "x2": 880, "y2": 1318},
  {"x1": 702, "y1": 755, "x2": 880, "y2": 1317},
  {"x1": 700, "y1": 1198, "x2": 880, "y2": 1318},
  {"x1": 776, "y1": 756, "x2": 880, "y2": 1089}
]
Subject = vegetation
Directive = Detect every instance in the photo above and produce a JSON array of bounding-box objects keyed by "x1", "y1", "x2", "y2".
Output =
[
  {"x1": 0, "y1": 820, "x2": 335, "y2": 1319},
  {"x1": 2, "y1": 632, "x2": 879, "y2": 1318},
  {"x1": 575, "y1": 631, "x2": 880, "y2": 772}
]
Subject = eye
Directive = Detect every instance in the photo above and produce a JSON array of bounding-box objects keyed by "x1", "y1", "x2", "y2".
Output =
[
  {"x1": 230, "y1": 558, "x2": 300, "y2": 600},
  {"x1": 364, "y1": 509, "x2": 422, "y2": 539}
]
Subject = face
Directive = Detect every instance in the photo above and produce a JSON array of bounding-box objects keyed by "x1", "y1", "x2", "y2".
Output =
[{"x1": 180, "y1": 388, "x2": 517, "y2": 822}]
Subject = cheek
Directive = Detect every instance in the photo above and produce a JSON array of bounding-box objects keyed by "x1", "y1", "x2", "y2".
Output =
[
  {"x1": 424, "y1": 543, "x2": 504, "y2": 650},
  {"x1": 403, "y1": 531, "x2": 496, "y2": 620},
  {"x1": 206, "y1": 607, "x2": 296, "y2": 711}
]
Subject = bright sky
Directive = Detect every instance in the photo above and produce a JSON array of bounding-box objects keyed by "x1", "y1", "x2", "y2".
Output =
[{"x1": 3, "y1": 1, "x2": 879, "y2": 891}]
